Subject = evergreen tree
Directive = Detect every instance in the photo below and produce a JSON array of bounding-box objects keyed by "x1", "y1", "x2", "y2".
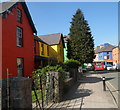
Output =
[{"x1": 67, "y1": 9, "x2": 95, "y2": 64}]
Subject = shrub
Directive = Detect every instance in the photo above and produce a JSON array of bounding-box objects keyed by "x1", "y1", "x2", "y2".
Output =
[
  {"x1": 64, "y1": 59, "x2": 80, "y2": 69},
  {"x1": 33, "y1": 65, "x2": 67, "y2": 81}
]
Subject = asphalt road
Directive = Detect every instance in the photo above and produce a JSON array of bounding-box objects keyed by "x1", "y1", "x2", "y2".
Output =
[{"x1": 96, "y1": 70, "x2": 119, "y2": 91}]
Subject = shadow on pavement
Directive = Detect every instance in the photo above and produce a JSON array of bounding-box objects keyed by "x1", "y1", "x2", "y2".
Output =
[
  {"x1": 63, "y1": 88, "x2": 93, "y2": 101},
  {"x1": 62, "y1": 73, "x2": 115, "y2": 101},
  {"x1": 81, "y1": 76, "x2": 115, "y2": 83},
  {"x1": 95, "y1": 70, "x2": 118, "y2": 74}
]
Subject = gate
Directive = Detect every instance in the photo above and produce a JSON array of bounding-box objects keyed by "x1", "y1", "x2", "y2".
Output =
[{"x1": 32, "y1": 72, "x2": 59, "y2": 109}]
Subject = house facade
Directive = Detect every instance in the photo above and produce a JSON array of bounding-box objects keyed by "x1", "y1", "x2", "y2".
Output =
[
  {"x1": 1, "y1": 1, "x2": 37, "y2": 79},
  {"x1": 94, "y1": 46, "x2": 102, "y2": 62},
  {"x1": 94, "y1": 43, "x2": 115, "y2": 66},
  {"x1": 34, "y1": 36, "x2": 49, "y2": 68},
  {"x1": 112, "y1": 46, "x2": 120, "y2": 64},
  {"x1": 63, "y1": 35, "x2": 69, "y2": 61},
  {"x1": 38, "y1": 33, "x2": 65, "y2": 64}
]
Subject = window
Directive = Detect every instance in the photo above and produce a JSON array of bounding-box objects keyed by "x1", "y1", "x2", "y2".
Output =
[
  {"x1": 34, "y1": 41, "x2": 36, "y2": 54},
  {"x1": 104, "y1": 56, "x2": 107, "y2": 59},
  {"x1": 16, "y1": 27, "x2": 23, "y2": 47},
  {"x1": 47, "y1": 45, "x2": 49, "y2": 56},
  {"x1": 107, "y1": 56, "x2": 110, "y2": 59},
  {"x1": 107, "y1": 52, "x2": 109, "y2": 55},
  {"x1": 41, "y1": 44, "x2": 44, "y2": 55},
  {"x1": 17, "y1": 8, "x2": 22, "y2": 23},
  {"x1": 17, "y1": 58, "x2": 24, "y2": 76}
]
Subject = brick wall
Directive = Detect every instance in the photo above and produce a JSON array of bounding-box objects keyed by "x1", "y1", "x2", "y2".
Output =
[{"x1": 112, "y1": 47, "x2": 120, "y2": 64}]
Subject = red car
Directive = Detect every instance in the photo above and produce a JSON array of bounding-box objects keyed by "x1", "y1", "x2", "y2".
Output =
[{"x1": 94, "y1": 62, "x2": 105, "y2": 70}]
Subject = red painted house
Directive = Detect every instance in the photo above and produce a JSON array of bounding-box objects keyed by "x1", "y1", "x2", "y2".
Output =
[{"x1": 1, "y1": 0, "x2": 37, "y2": 79}]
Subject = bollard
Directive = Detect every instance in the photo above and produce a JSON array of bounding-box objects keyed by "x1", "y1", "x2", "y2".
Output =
[{"x1": 102, "y1": 77, "x2": 106, "y2": 91}]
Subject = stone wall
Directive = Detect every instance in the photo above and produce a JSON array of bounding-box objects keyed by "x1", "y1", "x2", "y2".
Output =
[
  {"x1": 63, "y1": 78, "x2": 74, "y2": 94},
  {"x1": 2, "y1": 77, "x2": 32, "y2": 109},
  {"x1": 9, "y1": 77, "x2": 32, "y2": 109}
]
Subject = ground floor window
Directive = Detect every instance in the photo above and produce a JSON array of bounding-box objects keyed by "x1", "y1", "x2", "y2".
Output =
[{"x1": 17, "y1": 58, "x2": 24, "y2": 76}]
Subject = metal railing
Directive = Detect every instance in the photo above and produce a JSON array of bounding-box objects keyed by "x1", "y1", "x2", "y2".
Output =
[{"x1": 32, "y1": 72, "x2": 59, "y2": 109}]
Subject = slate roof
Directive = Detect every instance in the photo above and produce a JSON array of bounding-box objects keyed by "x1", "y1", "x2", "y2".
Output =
[
  {"x1": 95, "y1": 43, "x2": 115, "y2": 53},
  {"x1": 34, "y1": 36, "x2": 47, "y2": 45},
  {"x1": 95, "y1": 46, "x2": 101, "y2": 54},
  {"x1": 0, "y1": 0, "x2": 37, "y2": 34},
  {"x1": 38, "y1": 33, "x2": 65, "y2": 47},
  {"x1": 1, "y1": 0, "x2": 18, "y2": 13}
]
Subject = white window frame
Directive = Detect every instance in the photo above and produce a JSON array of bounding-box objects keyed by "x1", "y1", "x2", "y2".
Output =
[
  {"x1": 16, "y1": 26, "x2": 23, "y2": 47},
  {"x1": 17, "y1": 8, "x2": 22, "y2": 23}
]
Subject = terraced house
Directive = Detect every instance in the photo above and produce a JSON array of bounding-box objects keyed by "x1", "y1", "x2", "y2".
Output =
[
  {"x1": 34, "y1": 36, "x2": 49, "y2": 68},
  {"x1": 94, "y1": 43, "x2": 115, "y2": 66},
  {"x1": 1, "y1": 0, "x2": 37, "y2": 79},
  {"x1": 38, "y1": 33, "x2": 65, "y2": 65},
  {"x1": 1, "y1": 0, "x2": 65, "y2": 78}
]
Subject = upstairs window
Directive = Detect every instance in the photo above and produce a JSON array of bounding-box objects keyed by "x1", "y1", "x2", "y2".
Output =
[
  {"x1": 34, "y1": 41, "x2": 36, "y2": 54},
  {"x1": 107, "y1": 52, "x2": 109, "y2": 55},
  {"x1": 17, "y1": 8, "x2": 22, "y2": 23},
  {"x1": 47, "y1": 45, "x2": 49, "y2": 56},
  {"x1": 41, "y1": 44, "x2": 44, "y2": 55},
  {"x1": 16, "y1": 27, "x2": 23, "y2": 47}
]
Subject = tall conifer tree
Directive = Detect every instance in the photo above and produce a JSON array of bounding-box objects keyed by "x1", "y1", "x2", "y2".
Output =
[{"x1": 67, "y1": 9, "x2": 95, "y2": 64}]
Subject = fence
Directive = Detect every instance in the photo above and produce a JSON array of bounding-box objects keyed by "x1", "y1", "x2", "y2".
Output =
[
  {"x1": 32, "y1": 72, "x2": 61, "y2": 109},
  {"x1": 1, "y1": 69, "x2": 79, "y2": 109}
]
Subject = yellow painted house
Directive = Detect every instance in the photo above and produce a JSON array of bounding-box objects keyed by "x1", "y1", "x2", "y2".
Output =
[
  {"x1": 38, "y1": 33, "x2": 65, "y2": 64},
  {"x1": 39, "y1": 42, "x2": 49, "y2": 58}
]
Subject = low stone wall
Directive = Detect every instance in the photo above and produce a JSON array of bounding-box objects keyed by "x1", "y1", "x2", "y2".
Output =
[
  {"x1": 63, "y1": 78, "x2": 74, "y2": 94},
  {"x1": 69, "y1": 68, "x2": 79, "y2": 82}
]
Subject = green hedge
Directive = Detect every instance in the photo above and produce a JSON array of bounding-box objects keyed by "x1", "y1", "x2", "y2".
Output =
[{"x1": 64, "y1": 59, "x2": 80, "y2": 69}]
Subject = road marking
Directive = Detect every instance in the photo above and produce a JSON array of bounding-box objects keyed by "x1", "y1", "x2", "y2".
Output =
[{"x1": 98, "y1": 74, "x2": 120, "y2": 95}]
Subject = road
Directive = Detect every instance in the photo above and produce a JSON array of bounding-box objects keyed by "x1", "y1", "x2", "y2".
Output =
[
  {"x1": 96, "y1": 71, "x2": 119, "y2": 91},
  {"x1": 95, "y1": 70, "x2": 120, "y2": 108}
]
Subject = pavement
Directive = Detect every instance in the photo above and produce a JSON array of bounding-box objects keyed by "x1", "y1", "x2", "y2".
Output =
[
  {"x1": 48, "y1": 72, "x2": 118, "y2": 109},
  {"x1": 96, "y1": 71, "x2": 120, "y2": 109}
]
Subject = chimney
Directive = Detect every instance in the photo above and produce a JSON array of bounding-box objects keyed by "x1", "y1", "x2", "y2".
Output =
[
  {"x1": 104, "y1": 43, "x2": 109, "y2": 47},
  {"x1": 100, "y1": 45, "x2": 104, "y2": 49}
]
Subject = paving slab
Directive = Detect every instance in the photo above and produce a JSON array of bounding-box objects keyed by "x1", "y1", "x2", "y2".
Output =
[{"x1": 48, "y1": 72, "x2": 118, "y2": 109}]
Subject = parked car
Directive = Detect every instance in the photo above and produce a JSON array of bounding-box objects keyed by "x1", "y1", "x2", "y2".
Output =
[
  {"x1": 118, "y1": 63, "x2": 120, "y2": 71},
  {"x1": 112, "y1": 64, "x2": 118, "y2": 70},
  {"x1": 112, "y1": 63, "x2": 120, "y2": 71},
  {"x1": 106, "y1": 64, "x2": 113, "y2": 70},
  {"x1": 87, "y1": 63, "x2": 94, "y2": 71}
]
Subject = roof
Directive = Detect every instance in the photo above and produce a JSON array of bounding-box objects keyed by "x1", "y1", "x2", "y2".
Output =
[
  {"x1": 95, "y1": 46, "x2": 101, "y2": 54},
  {"x1": 0, "y1": 0, "x2": 37, "y2": 34},
  {"x1": 95, "y1": 43, "x2": 115, "y2": 53},
  {"x1": 38, "y1": 33, "x2": 65, "y2": 47},
  {"x1": 0, "y1": 0, "x2": 18, "y2": 13},
  {"x1": 99, "y1": 44, "x2": 115, "y2": 52},
  {"x1": 34, "y1": 36, "x2": 48, "y2": 45}
]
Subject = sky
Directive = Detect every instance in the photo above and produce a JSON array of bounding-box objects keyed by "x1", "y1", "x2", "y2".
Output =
[{"x1": 26, "y1": 2, "x2": 118, "y2": 47}]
